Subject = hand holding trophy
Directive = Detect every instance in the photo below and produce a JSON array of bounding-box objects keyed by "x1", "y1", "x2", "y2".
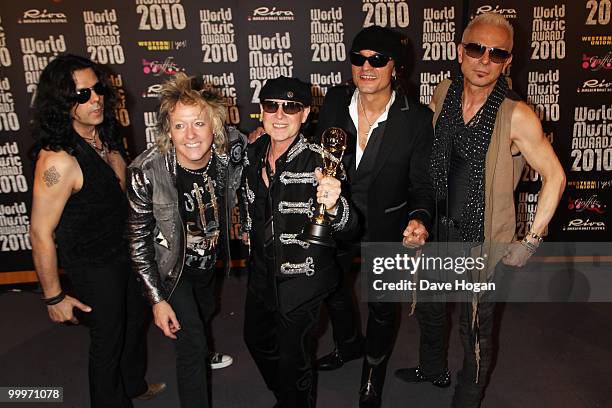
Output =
[{"x1": 299, "y1": 127, "x2": 347, "y2": 247}]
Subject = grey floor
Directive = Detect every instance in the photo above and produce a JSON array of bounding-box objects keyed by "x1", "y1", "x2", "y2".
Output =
[{"x1": 1, "y1": 274, "x2": 611, "y2": 408}]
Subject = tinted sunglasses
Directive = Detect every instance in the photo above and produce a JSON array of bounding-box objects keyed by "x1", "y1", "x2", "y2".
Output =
[
  {"x1": 349, "y1": 52, "x2": 392, "y2": 68},
  {"x1": 261, "y1": 100, "x2": 304, "y2": 115},
  {"x1": 73, "y1": 82, "x2": 106, "y2": 104},
  {"x1": 462, "y1": 42, "x2": 511, "y2": 64}
]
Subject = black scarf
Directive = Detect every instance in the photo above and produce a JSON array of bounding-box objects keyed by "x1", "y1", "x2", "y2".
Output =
[{"x1": 430, "y1": 73, "x2": 508, "y2": 242}]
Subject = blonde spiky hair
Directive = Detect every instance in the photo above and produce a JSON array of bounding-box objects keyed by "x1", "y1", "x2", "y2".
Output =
[
  {"x1": 155, "y1": 72, "x2": 227, "y2": 154},
  {"x1": 463, "y1": 12, "x2": 514, "y2": 51}
]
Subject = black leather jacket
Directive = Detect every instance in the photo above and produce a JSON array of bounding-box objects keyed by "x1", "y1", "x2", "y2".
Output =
[
  {"x1": 126, "y1": 129, "x2": 249, "y2": 305},
  {"x1": 246, "y1": 134, "x2": 357, "y2": 313}
]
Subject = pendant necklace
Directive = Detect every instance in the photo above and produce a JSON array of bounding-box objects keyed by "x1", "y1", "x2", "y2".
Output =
[
  {"x1": 179, "y1": 157, "x2": 219, "y2": 249},
  {"x1": 83, "y1": 134, "x2": 106, "y2": 159}
]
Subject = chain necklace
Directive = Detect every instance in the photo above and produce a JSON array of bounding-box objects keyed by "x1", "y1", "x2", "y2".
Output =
[
  {"x1": 177, "y1": 155, "x2": 213, "y2": 176},
  {"x1": 82, "y1": 134, "x2": 106, "y2": 159},
  {"x1": 358, "y1": 94, "x2": 374, "y2": 133}
]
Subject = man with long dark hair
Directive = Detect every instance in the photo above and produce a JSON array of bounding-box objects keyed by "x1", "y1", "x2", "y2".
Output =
[
  {"x1": 30, "y1": 54, "x2": 164, "y2": 407},
  {"x1": 315, "y1": 26, "x2": 435, "y2": 407}
]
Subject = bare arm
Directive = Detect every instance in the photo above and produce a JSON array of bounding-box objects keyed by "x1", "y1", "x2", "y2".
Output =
[
  {"x1": 503, "y1": 102, "x2": 566, "y2": 266},
  {"x1": 30, "y1": 150, "x2": 91, "y2": 322},
  {"x1": 510, "y1": 102, "x2": 566, "y2": 236}
]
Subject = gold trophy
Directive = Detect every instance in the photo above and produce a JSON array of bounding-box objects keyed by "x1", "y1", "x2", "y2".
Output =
[{"x1": 299, "y1": 127, "x2": 347, "y2": 247}]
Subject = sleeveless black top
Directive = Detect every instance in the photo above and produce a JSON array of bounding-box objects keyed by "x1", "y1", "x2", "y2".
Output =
[
  {"x1": 446, "y1": 137, "x2": 471, "y2": 223},
  {"x1": 55, "y1": 135, "x2": 128, "y2": 268}
]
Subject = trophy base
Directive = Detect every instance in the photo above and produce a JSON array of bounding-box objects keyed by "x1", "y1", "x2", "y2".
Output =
[{"x1": 298, "y1": 221, "x2": 336, "y2": 248}]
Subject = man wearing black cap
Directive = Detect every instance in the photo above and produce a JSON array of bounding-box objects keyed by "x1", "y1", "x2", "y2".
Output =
[
  {"x1": 243, "y1": 76, "x2": 356, "y2": 408},
  {"x1": 315, "y1": 26, "x2": 435, "y2": 407}
]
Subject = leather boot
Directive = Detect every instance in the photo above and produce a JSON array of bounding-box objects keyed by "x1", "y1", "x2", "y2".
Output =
[
  {"x1": 358, "y1": 355, "x2": 388, "y2": 408},
  {"x1": 317, "y1": 336, "x2": 364, "y2": 371},
  {"x1": 394, "y1": 366, "x2": 451, "y2": 388}
]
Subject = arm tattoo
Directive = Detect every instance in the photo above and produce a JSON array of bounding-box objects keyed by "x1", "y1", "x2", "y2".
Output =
[{"x1": 43, "y1": 166, "x2": 61, "y2": 187}]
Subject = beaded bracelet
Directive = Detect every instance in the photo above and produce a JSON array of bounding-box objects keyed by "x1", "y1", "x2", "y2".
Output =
[
  {"x1": 43, "y1": 290, "x2": 66, "y2": 306},
  {"x1": 520, "y1": 238, "x2": 538, "y2": 254}
]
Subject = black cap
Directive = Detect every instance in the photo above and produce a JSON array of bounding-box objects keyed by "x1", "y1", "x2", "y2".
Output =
[
  {"x1": 350, "y1": 25, "x2": 404, "y2": 66},
  {"x1": 259, "y1": 76, "x2": 312, "y2": 106}
]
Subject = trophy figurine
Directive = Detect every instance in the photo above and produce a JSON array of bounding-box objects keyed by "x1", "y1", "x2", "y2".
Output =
[{"x1": 299, "y1": 127, "x2": 347, "y2": 247}]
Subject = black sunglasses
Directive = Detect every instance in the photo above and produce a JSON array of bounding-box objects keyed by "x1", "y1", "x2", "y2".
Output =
[
  {"x1": 349, "y1": 52, "x2": 392, "y2": 68},
  {"x1": 462, "y1": 42, "x2": 511, "y2": 64},
  {"x1": 261, "y1": 100, "x2": 304, "y2": 115},
  {"x1": 73, "y1": 82, "x2": 106, "y2": 104}
]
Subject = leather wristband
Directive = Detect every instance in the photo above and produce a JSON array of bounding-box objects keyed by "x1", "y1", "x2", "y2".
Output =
[{"x1": 43, "y1": 290, "x2": 66, "y2": 306}]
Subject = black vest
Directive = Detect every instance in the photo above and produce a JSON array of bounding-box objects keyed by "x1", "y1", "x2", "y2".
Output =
[{"x1": 55, "y1": 136, "x2": 128, "y2": 268}]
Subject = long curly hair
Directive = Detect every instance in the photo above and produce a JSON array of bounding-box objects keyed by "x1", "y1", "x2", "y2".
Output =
[
  {"x1": 155, "y1": 72, "x2": 228, "y2": 154},
  {"x1": 30, "y1": 54, "x2": 121, "y2": 160}
]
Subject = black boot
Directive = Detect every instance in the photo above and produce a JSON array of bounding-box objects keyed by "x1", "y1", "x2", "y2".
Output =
[
  {"x1": 358, "y1": 355, "x2": 388, "y2": 408},
  {"x1": 394, "y1": 366, "x2": 451, "y2": 388},
  {"x1": 317, "y1": 337, "x2": 364, "y2": 371}
]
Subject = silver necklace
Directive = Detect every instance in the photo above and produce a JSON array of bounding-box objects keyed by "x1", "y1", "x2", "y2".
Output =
[
  {"x1": 359, "y1": 95, "x2": 374, "y2": 132},
  {"x1": 177, "y1": 156, "x2": 212, "y2": 176},
  {"x1": 83, "y1": 135, "x2": 106, "y2": 158}
]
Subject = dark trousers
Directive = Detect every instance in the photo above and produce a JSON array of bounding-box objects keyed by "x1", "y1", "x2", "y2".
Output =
[
  {"x1": 414, "y1": 300, "x2": 449, "y2": 377},
  {"x1": 244, "y1": 291, "x2": 322, "y2": 408},
  {"x1": 169, "y1": 270, "x2": 216, "y2": 408},
  {"x1": 360, "y1": 301, "x2": 400, "y2": 396},
  {"x1": 324, "y1": 245, "x2": 398, "y2": 396},
  {"x1": 324, "y1": 247, "x2": 363, "y2": 351},
  {"x1": 67, "y1": 257, "x2": 150, "y2": 408},
  {"x1": 417, "y1": 222, "x2": 499, "y2": 408},
  {"x1": 416, "y1": 297, "x2": 496, "y2": 408}
]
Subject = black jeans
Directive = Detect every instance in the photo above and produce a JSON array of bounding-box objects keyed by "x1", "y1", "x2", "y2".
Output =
[
  {"x1": 67, "y1": 256, "x2": 150, "y2": 408},
  {"x1": 324, "y1": 245, "x2": 363, "y2": 352},
  {"x1": 414, "y1": 300, "x2": 449, "y2": 377},
  {"x1": 169, "y1": 269, "x2": 216, "y2": 408},
  {"x1": 244, "y1": 291, "x2": 322, "y2": 408},
  {"x1": 416, "y1": 298, "x2": 496, "y2": 408}
]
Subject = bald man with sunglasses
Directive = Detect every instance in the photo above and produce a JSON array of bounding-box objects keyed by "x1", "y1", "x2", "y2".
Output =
[{"x1": 394, "y1": 13, "x2": 565, "y2": 408}]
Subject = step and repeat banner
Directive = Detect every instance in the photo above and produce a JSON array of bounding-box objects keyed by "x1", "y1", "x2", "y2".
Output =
[{"x1": 0, "y1": 0, "x2": 609, "y2": 277}]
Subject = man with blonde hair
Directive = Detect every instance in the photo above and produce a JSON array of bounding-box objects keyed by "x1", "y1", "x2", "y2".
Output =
[
  {"x1": 126, "y1": 72, "x2": 249, "y2": 408},
  {"x1": 395, "y1": 12, "x2": 565, "y2": 407}
]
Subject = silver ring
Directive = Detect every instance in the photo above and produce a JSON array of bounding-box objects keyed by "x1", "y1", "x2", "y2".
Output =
[{"x1": 323, "y1": 191, "x2": 329, "y2": 199}]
